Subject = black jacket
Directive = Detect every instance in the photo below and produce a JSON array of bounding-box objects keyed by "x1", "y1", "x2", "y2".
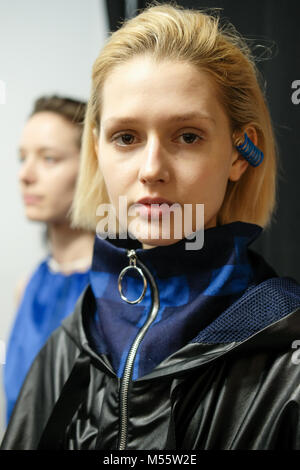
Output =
[{"x1": 1, "y1": 281, "x2": 300, "y2": 450}]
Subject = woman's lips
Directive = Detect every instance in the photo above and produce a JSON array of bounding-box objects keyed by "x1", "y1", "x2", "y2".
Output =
[
  {"x1": 137, "y1": 197, "x2": 175, "y2": 206},
  {"x1": 133, "y1": 198, "x2": 180, "y2": 220},
  {"x1": 23, "y1": 195, "x2": 42, "y2": 205},
  {"x1": 138, "y1": 203, "x2": 173, "y2": 219}
]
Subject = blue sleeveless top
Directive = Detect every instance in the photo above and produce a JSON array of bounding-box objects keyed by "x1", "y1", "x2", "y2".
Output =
[{"x1": 4, "y1": 258, "x2": 90, "y2": 422}]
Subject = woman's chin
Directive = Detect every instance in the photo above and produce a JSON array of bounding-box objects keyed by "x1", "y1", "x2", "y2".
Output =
[
  {"x1": 24, "y1": 209, "x2": 44, "y2": 222},
  {"x1": 141, "y1": 239, "x2": 182, "y2": 249},
  {"x1": 129, "y1": 232, "x2": 184, "y2": 249}
]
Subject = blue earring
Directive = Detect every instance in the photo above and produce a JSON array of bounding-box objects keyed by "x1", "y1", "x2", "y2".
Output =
[{"x1": 235, "y1": 132, "x2": 264, "y2": 167}]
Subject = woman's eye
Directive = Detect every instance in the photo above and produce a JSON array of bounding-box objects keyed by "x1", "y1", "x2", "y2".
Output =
[
  {"x1": 178, "y1": 133, "x2": 202, "y2": 144},
  {"x1": 114, "y1": 133, "x2": 136, "y2": 146},
  {"x1": 44, "y1": 156, "x2": 57, "y2": 163}
]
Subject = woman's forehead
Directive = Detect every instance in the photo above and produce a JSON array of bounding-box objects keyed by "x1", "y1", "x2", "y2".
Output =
[
  {"x1": 100, "y1": 57, "x2": 226, "y2": 128},
  {"x1": 20, "y1": 112, "x2": 79, "y2": 150},
  {"x1": 102, "y1": 56, "x2": 214, "y2": 94}
]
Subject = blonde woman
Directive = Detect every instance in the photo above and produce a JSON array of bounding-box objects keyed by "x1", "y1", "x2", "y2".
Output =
[{"x1": 2, "y1": 4, "x2": 300, "y2": 450}]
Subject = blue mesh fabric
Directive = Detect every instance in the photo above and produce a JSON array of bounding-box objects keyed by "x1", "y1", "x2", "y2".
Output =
[{"x1": 191, "y1": 277, "x2": 300, "y2": 344}]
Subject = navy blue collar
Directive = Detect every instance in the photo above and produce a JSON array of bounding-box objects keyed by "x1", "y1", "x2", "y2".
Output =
[
  {"x1": 89, "y1": 221, "x2": 266, "y2": 379},
  {"x1": 91, "y1": 221, "x2": 262, "y2": 277}
]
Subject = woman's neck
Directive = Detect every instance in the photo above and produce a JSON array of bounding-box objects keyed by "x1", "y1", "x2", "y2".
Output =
[{"x1": 47, "y1": 222, "x2": 94, "y2": 271}]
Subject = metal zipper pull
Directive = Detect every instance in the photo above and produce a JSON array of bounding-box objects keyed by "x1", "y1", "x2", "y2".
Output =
[
  {"x1": 118, "y1": 254, "x2": 160, "y2": 450},
  {"x1": 118, "y1": 249, "x2": 147, "y2": 304}
]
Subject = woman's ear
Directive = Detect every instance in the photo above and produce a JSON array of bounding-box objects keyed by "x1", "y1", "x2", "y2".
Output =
[{"x1": 229, "y1": 126, "x2": 258, "y2": 182}]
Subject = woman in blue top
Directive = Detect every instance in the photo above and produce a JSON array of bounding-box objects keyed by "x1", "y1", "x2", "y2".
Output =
[{"x1": 4, "y1": 96, "x2": 94, "y2": 422}]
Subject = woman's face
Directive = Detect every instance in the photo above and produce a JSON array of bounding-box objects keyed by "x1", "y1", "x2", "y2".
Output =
[
  {"x1": 96, "y1": 56, "x2": 248, "y2": 247},
  {"x1": 19, "y1": 111, "x2": 80, "y2": 224}
]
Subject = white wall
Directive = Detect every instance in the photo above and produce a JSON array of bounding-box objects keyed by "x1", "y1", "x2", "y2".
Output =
[{"x1": 0, "y1": 0, "x2": 108, "y2": 440}]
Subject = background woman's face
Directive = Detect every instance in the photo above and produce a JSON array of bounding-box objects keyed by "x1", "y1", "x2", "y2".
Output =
[
  {"x1": 19, "y1": 112, "x2": 80, "y2": 224},
  {"x1": 97, "y1": 56, "x2": 247, "y2": 247}
]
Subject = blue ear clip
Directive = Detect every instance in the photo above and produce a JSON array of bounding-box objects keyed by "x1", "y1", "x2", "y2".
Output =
[{"x1": 235, "y1": 132, "x2": 264, "y2": 167}]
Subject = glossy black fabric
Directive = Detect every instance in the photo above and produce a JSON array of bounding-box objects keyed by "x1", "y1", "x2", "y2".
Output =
[{"x1": 1, "y1": 284, "x2": 300, "y2": 450}]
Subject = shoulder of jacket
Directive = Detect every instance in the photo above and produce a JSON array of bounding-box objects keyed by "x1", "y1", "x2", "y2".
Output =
[{"x1": 60, "y1": 285, "x2": 95, "y2": 348}]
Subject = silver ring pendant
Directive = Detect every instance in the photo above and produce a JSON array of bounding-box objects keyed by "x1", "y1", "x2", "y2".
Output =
[{"x1": 118, "y1": 265, "x2": 147, "y2": 304}]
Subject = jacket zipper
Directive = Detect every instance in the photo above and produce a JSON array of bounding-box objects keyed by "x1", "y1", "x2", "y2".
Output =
[{"x1": 118, "y1": 249, "x2": 160, "y2": 450}]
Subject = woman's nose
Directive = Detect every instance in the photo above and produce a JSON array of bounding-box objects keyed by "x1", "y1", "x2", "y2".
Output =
[
  {"x1": 138, "y1": 135, "x2": 170, "y2": 184},
  {"x1": 19, "y1": 156, "x2": 38, "y2": 185}
]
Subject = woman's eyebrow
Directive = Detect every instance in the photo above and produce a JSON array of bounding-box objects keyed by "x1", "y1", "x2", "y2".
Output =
[
  {"x1": 103, "y1": 112, "x2": 216, "y2": 128},
  {"x1": 18, "y1": 146, "x2": 59, "y2": 153}
]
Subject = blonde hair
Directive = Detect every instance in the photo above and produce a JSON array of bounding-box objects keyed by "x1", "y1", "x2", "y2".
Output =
[{"x1": 71, "y1": 1, "x2": 278, "y2": 231}]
